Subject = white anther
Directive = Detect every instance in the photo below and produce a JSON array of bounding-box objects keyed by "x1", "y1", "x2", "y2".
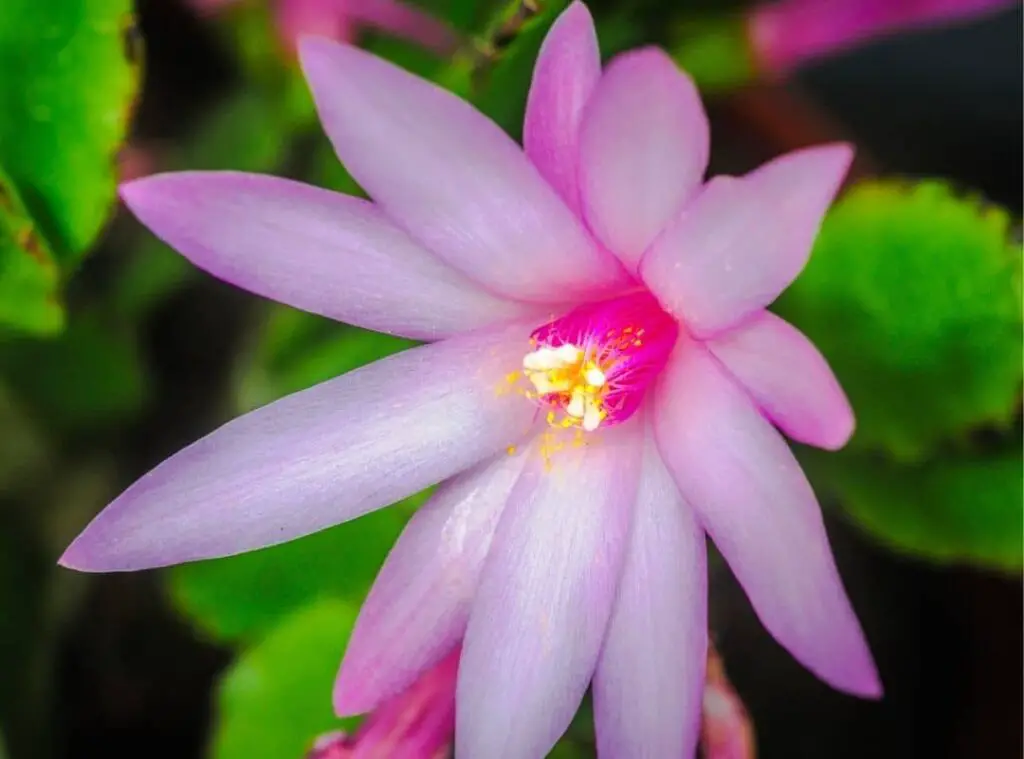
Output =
[
  {"x1": 584, "y1": 366, "x2": 606, "y2": 388},
  {"x1": 582, "y1": 403, "x2": 604, "y2": 431},
  {"x1": 566, "y1": 388, "x2": 586, "y2": 418},
  {"x1": 554, "y1": 344, "x2": 583, "y2": 363}
]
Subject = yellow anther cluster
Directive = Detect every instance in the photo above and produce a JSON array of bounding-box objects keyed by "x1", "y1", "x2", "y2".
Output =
[{"x1": 522, "y1": 343, "x2": 608, "y2": 432}]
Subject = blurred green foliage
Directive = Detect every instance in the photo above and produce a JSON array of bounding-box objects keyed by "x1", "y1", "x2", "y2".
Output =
[
  {"x1": 778, "y1": 180, "x2": 1022, "y2": 462},
  {"x1": 0, "y1": 0, "x2": 138, "y2": 333},
  {"x1": 211, "y1": 599, "x2": 359, "y2": 759},
  {"x1": 777, "y1": 180, "x2": 1023, "y2": 569}
]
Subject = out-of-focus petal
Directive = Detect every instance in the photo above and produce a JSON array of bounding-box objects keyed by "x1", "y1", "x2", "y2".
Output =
[
  {"x1": 593, "y1": 426, "x2": 707, "y2": 759},
  {"x1": 121, "y1": 172, "x2": 540, "y2": 341},
  {"x1": 456, "y1": 420, "x2": 644, "y2": 758},
  {"x1": 299, "y1": 38, "x2": 627, "y2": 302},
  {"x1": 277, "y1": 0, "x2": 357, "y2": 49},
  {"x1": 641, "y1": 144, "x2": 853, "y2": 336},
  {"x1": 345, "y1": 0, "x2": 459, "y2": 57},
  {"x1": 749, "y1": 0, "x2": 1017, "y2": 77},
  {"x1": 523, "y1": 1, "x2": 601, "y2": 215},
  {"x1": 60, "y1": 322, "x2": 538, "y2": 572},
  {"x1": 708, "y1": 311, "x2": 854, "y2": 450},
  {"x1": 653, "y1": 338, "x2": 881, "y2": 698},
  {"x1": 579, "y1": 48, "x2": 709, "y2": 270},
  {"x1": 334, "y1": 451, "x2": 527, "y2": 716}
]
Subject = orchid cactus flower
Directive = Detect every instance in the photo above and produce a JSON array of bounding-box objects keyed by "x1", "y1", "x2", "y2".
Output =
[
  {"x1": 62, "y1": 2, "x2": 880, "y2": 756},
  {"x1": 190, "y1": 0, "x2": 458, "y2": 56}
]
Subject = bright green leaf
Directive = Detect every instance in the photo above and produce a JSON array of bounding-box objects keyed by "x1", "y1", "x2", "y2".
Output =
[
  {"x1": 806, "y1": 446, "x2": 1023, "y2": 571},
  {"x1": 0, "y1": 0, "x2": 139, "y2": 261},
  {"x1": 0, "y1": 167, "x2": 62, "y2": 334},
  {"x1": 169, "y1": 500, "x2": 426, "y2": 644},
  {"x1": 211, "y1": 599, "x2": 357, "y2": 759},
  {"x1": 776, "y1": 180, "x2": 1023, "y2": 461}
]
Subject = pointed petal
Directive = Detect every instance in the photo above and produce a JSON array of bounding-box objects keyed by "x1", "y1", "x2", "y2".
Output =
[
  {"x1": 593, "y1": 428, "x2": 707, "y2": 759},
  {"x1": 579, "y1": 48, "x2": 709, "y2": 270},
  {"x1": 121, "y1": 172, "x2": 540, "y2": 341},
  {"x1": 299, "y1": 38, "x2": 626, "y2": 301},
  {"x1": 60, "y1": 322, "x2": 537, "y2": 572},
  {"x1": 708, "y1": 311, "x2": 854, "y2": 450},
  {"x1": 456, "y1": 420, "x2": 644, "y2": 758},
  {"x1": 653, "y1": 338, "x2": 881, "y2": 698},
  {"x1": 523, "y1": 1, "x2": 600, "y2": 216},
  {"x1": 641, "y1": 144, "x2": 853, "y2": 336},
  {"x1": 334, "y1": 451, "x2": 527, "y2": 716}
]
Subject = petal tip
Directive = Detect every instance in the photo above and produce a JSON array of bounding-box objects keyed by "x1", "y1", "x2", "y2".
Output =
[{"x1": 332, "y1": 668, "x2": 377, "y2": 718}]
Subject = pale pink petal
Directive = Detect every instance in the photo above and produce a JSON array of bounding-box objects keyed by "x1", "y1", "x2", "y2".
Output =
[
  {"x1": 456, "y1": 420, "x2": 644, "y2": 758},
  {"x1": 579, "y1": 48, "x2": 709, "y2": 270},
  {"x1": 593, "y1": 426, "x2": 707, "y2": 759},
  {"x1": 60, "y1": 322, "x2": 537, "y2": 572},
  {"x1": 345, "y1": 0, "x2": 459, "y2": 57},
  {"x1": 334, "y1": 451, "x2": 527, "y2": 716},
  {"x1": 708, "y1": 311, "x2": 854, "y2": 450},
  {"x1": 121, "y1": 172, "x2": 540, "y2": 341},
  {"x1": 653, "y1": 338, "x2": 881, "y2": 698},
  {"x1": 299, "y1": 38, "x2": 627, "y2": 302},
  {"x1": 641, "y1": 144, "x2": 852, "y2": 336},
  {"x1": 523, "y1": 1, "x2": 601, "y2": 216}
]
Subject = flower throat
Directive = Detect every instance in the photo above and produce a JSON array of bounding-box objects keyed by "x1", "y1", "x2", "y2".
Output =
[{"x1": 519, "y1": 291, "x2": 677, "y2": 432}]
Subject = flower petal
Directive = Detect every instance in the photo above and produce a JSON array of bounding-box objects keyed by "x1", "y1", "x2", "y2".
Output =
[
  {"x1": 523, "y1": 1, "x2": 600, "y2": 216},
  {"x1": 579, "y1": 48, "x2": 709, "y2": 270},
  {"x1": 641, "y1": 144, "x2": 853, "y2": 336},
  {"x1": 299, "y1": 38, "x2": 627, "y2": 302},
  {"x1": 456, "y1": 420, "x2": 643, "y2": 758},
  {"x1": 121, "y1": 172, "x2": 539, "y2": 341},
  {"x1": 593, "y1": 426, "x2": 707, "y2": 759},
  {"x1": 653, "y1": 338, "x2": 881, "y2": 698},
  {"x1": 334, "y1": 450, "x2": 527, "y2": 716},
  {"x1": 708, "y1": 311, "x2": 854, "y2": 450},
  {"x1": 60, "y1": 322, "x2": 537, "y2": 572}
]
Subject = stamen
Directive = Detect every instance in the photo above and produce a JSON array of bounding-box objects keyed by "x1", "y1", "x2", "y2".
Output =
[{"x1": 519, "y1": 291, "x2": 678, "y2": 434}]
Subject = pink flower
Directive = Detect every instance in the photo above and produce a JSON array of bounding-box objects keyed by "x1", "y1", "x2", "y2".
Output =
[
  {"x1": 306, "y1": 647, "x2": 457, "y2": 759},
  {"x1": 749, "y1": 0, "x2": 1017, "y2": 76},
  {"x1": 61, "y1": 3, "x2": 880, "y2": 756},
  {"x1": 190, "y1": 0, "x2": 458, "y2": 56}
]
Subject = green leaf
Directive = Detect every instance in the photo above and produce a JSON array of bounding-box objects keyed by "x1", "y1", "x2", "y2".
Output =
[
  {"x1": 806, "y1": 446, "x2": 1023, "y2": 571},
  {"x1": 0, "y1": 310, "x2": 146, "y2": 431},
  {"x1": 211, "y1": 599, "x2": 358, "y2": 759},
  {"x1": 0, "y1": 167, "x2": 62, "y2": 335},
  {"x1": 0, "y1": 0, "x2": 139, "y2": 261},
  {"x1": 775, "y1": 180, "x2": 1023, "y2": 461},
  {"x1": 169, "y1": 503, "x2": 421, "y2": 644}
]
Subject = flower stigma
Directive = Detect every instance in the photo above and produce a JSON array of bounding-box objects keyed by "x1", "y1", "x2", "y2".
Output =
[{"x1": 514, "y1": 291, "x2": 678, "y2": 445}]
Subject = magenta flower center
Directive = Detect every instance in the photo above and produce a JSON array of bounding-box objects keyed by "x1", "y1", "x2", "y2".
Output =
[{"x1": 521, "y1": 291, "x2": 678, "y2": 431}]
